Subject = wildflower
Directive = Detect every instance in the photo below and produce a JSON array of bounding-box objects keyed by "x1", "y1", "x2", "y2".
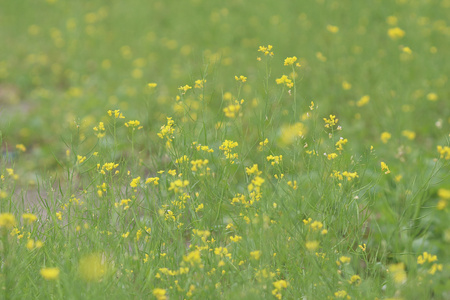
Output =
[
  {"x1": 178, "y1": 85, "x2": 192, "y2": 94},
  {"x1": 427, "y1": 93, "x2": 438, "y2": 101},
  {"x1": 341, "y1": 171, "x2": 358, "y2": 181},
  {"x1": 284, "y1": 56, "x2": 297, "y2": 66},
  {"x1": 153, "y1": 288, "x2": 167, "y2": 300},
  {"x1": 223, "y1": 100, "x2": 242, "y2": 118},
  {"x1": 77, "y1": 155, "x2": 86, "y2": 164},
  {"x1": 16, "y1": 144, "x2": 26, "y2": 152},
  {"x1": 428, "y1": 263, "x2": 443, "y2": 275},
  {"x1": 388, "y1": 263, "x2": 407, "y2": 284},
  {"x1": 327, "y1": 153, "x2": 338, "y2": 160},
  {"x1": 107, "y1": 109, "x2": 125, "y2": 119},
  {"x1": 258, "y1": 45, "x2": 274, "y2": 56},
  {"x1": 316, "y1": 52, "x2": 327, "y2": 62},
  {"x1": 272, "y1": 280, "x2": 288, "y2": 300},
  {"x1": 388, "y1": 27, "x2": 405, "y2": 40},
  {"x1": 219, "y1": 140, "x2": 238, "y2": 163},
  {"x1": 22, "y1": 213, "x2": 38, "y2": 224},
  {"x1": 381, "y1": 132, "x2": 391, "y2": 144},
  {"x1": 168, "y1": 179, "x2": 189, "y2": 193},
  {"x1": 359, "y1": 244, "x2": 366, "y2": 251},
  {"x1": 339, "y1": 256, "x2": 351, "y2": 264},
  {"x1": 147, "y1": 83, "x2": 157, "y2": 88},
  {"x1": 323, "y1": 115, "x2": 338, "y2": 128},
  {"x1": 342, "y1": 81, "x2": 352, "y2": 90},
  {"x1": 402, "y1": 130, "x2": 416, "y2": 140},
  {"x1": 356, "y1": 95, "x2": 370, "y2": 107},
  {"x1": 326, "y1": 25, "x2": 339, "y2": 33},
  {"x1": 55, "y1": 211, "x2": 62, "y2": 220},
  {"x1": 267, "y1": 155, "x2": 282, "y2": 166},
  {"x1": 278, "y1": 122, "x2": 307, "y2": 146},
  {"x1": 145, "y1": 177, "x2": 160, "y2": 185},
  {"x1": 334, "y1": 290, "x2": 349, "y2": 299},
  {"x1": 234, "y1": 75, "x2": 247, "y2": 83},
  {"x1": 78, "y1": 253, "x2": 107, "y2": 282},
  {"x1": 124, "y1": 120, "x2": 143, "y2": 130},
  {"x1": 402, "y1": 46, "x2": 412, "y2": 54},
  {"x1": 195, "y1": 203, "x2": 204, "y2": 212},
  {"x1": 230, "y1": 235, "x2": 242, "y2": 243},
  {"x1": 157, "y1": 117, "x2": 175, "y2": 142},
  {"x1": 40, "y1": 267, "x2": 60, "y2": 280},
  {"x1": 381, "y1": 162, "x2": 391, "y2": 174},
  {"x1": 130, "y1": 176, "x2": 141, "y2": 188},
  {"x1": 335, "y1": 138, "x2": 348, "y2": 151},
  {"x1": 305, "y1": 240, "x2": 319, "y2": 251},
  {"x1": 183, "y1": 250, "x2": 202, "y2": 266},
  {"x1": 287, "y1": 180, "x2": 298, "y2": 190},
  {"x1": 417, "y1": 252, "x2": 438, "y2": 264},
  {"x1": 258, "y1": 138, "x2": 269, "y2": 151},
  {"x1": 0, "y1": 213, "x2": 16, "y2": 229},
  {"x1": 26, "y1": 239, "x2": 35, "y2": 250},
  {"x1": 275, "y1": 75, "x2": 293, "y2": 88},
  {"x1": 250, "y1": 250, "x2": 261, "y2": 260},
  {"x1": 437, "y1": 145, "x2": 450, "y2": 159}
]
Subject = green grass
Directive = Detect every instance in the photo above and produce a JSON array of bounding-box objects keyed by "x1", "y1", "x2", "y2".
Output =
[{"x1": 0, "y1": 0, "x2": 449, "y2": 299}]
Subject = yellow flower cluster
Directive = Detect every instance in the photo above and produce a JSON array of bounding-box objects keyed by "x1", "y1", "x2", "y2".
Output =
[
  {"x1": 234, "y1": 75, "x2": 247, "y2": 82},
  {"x1": 219, "y1": 140, "x2": 238, "y2": 163},
  {"x1": 258, "y1": 45, "x2": 274, "y2": 56},
  {"x1": 93, "y1": 121, "x2": 105, "y2": 138},
  {"x1": 124, "y1": 120, "x2": 142, "y2": 130},
  {"x1": 283, "y1": 56, "x2": 297, "y2": 66},
  {"x1": 107, "y1": 109, "x2": 125, "y2": 119},
  {"x1": 323, "y1": 115, "x2": 338, "y2": 128},
  {"x1": 223, "y1": 100, "x2": 242, "y2": 118},
  {"x1": 388, "y1": 27, "x2": 405, "y2": 40},
  {"x1": 275, "y1": 75, "x2": 293, "y2": 88},
  {"x1": 437, "y1": 145, "x2": 450, "y2": 159}
]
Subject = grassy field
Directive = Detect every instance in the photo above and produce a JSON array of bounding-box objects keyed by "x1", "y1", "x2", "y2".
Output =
[{"x1": 0, "y1": 0, "x2": 449, "y2": 299}]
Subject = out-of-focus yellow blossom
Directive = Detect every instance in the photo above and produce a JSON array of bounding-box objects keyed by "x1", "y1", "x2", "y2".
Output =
[
  {"x1": 326, "y1": 25, "x2": 339, "y2": 33},
  {"x1": 402, "y1": 130, "x2": 416, "y2": 140},
  {"x1": 427, "y1": 93, "x2": 438, "y2": 101},
  {"x1": 388, "y1": 27, "x2": 405, "y2": 40},
  {"x1": 381, "y1": 132, "x2": 391, "y2": 143},
  {"x1": 22, "y1": 213, "x2": 37, "y2": 224},
  {"x1": 437, "y1": 145, "x2": 450, "y2": 160},
  {"x1": 78, "y1": 253, "x2": 108, "y2": 282},
  {"x1": 0, "y1": 213, "x2": 16, "y2": 229},
  {"x1": 356, "y1": 95, "x2": 370, "y2": 107},
  {"x1": 388, "y1": 263, "x2": 407, "y2": 284},
  {"x1": 147, "y1": 82, "x2": 157, "y2": 88},
  {"x1": 40, "y1": 267, "x2": 60, "y2": 280},
  {"x1": 16, "y1": 144, "x2": 26, "y2": 152},
  {"x1": 178, "y1": 85, "x2": 192, "y2": 94},
  {"x1": 194, "y1": 79, "x2": 206, "y2": 89}
]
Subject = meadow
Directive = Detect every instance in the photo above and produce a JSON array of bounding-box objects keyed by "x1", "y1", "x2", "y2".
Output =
[{"x1": 0, "y1": 0, "x2": 449, "y2": 299}]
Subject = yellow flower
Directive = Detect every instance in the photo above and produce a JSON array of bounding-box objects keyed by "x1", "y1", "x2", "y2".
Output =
[
  {"x1": 437, "y1": 145, "x2": 450, "y2": 160},
  {"x1": 77, "y1": 155, "x2": 86, "y2": 164},
  {"x1": 130, "y1": 176, "x2": 141, "y2": 188},
  {"x1": 107, "y1": 109, "x2": 125, "y2": 119},
  {"x1": 284, "y1": 56, "x2": 297, "y2": 66},
  {"x1": 388, "y1": 263, "x2": 407, "y2": 284},
  {"x1": 15, "y1": 144, "x2": 26, "y2": 152},
  {"x1": 0, "y1": 213, "x2": 16, "y2": 229},
  {"x1": 152, "y1": 288, "x2": 167, "y2": 300},
  {"x1": 257, "y1": 45, "x2": 274, "y2": 56},
  {"x1": 250, "y1": 250, "x2": 261, "y2": 260},
  {"x1": 334, "y1": 290, "x2": 349, "y2": 298},
  {"x1": 356, "y1": 95, "x2": 370, "y2": 107},
  {"x1": 78, "y1": 253, "x2": 108, "y2": 282},
  {"x1": 305, "y1": 240, "x2": 319, "y2": 251},
  {"x1": 388, "y1": 27, "x2": 405, "y2": 40},
  {"x1": 401, "y1": 130, "x2": 416, "y2": 140},
  {"x1": 40, "y1": 267, "x2": 60, "y2": 280},
  {"x1": 22, "y1": 213, "x2": 38, "y2": 224},
  {"x1": 147, "y1": 82, "x2": 157, "y2": 88},
  {"x1": 275, "y1": 75, "x2": 293, "y2": 88},
  {"x1": 381, "y1": 162, "x2": 391, "y2": 174},
  {"x1": 427, "y1": 93, "x2": 438, "y2": 101},
  {"x1": 194, "y1": 79, "x2": 206, "y2": 89},
  {"x1": 326, "y1": 25, "x2": 339, "y2": 33},
  {"x1": 381, "y1": 132, "x2": 391, "y2": 144},
  {"x1": 178, "y1": 84, "x2": 192, "y2": 94},
  {"x1": 342, "y1": 81, "x2": 352, "y2": 90},
  {"x1": 234, "y1": 75, "x2": 247, "y2": 83}
]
